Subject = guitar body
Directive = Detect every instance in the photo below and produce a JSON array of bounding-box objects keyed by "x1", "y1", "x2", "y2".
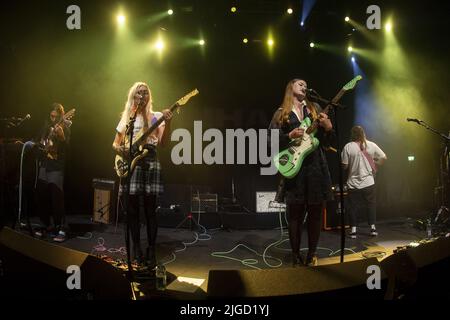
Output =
[
  {"x1": 39, "y1": 109, "x2": 76, "y2": 161},
  {"x1": 272, "y1": 75, "x2": 362, "y2": 178},
  {"x1": 274, "y1": 117, "x2": 320, "y2": 179},
  {"x1": 114, "y1": 147, "x2": 149, "y2": 178}
]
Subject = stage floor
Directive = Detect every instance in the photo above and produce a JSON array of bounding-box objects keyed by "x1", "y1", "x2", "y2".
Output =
[{"x1": 23, "y1": 214, "x2": 427, "y2": 298}]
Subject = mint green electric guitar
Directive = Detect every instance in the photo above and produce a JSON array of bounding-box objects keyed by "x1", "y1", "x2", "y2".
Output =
[{"x1": 274, "y1": 76, "x2": 362, "y2": 179}]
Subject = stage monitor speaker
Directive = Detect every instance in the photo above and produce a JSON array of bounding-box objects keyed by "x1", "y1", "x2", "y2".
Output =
[
  {"x1": 92, "y1": 178, "x2": 115, "y2": 224},
  {"x1": 381, "y1": 236, "x2": 450, "y2": 299},
  {"x1": 207, "y1": 258, "x2": 386, "y2": 299},
  {"x1": 0, "y1": 227, "x2": 131, "y2": 300}
]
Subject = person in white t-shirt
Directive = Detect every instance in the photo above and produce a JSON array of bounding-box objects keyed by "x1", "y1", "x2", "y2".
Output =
[
  {"x1": 341, "y1": 126, "x2": 387, "y2": 238},
  {"x1": 112, "y1": 82, "x2": 173, "y2": 268}
]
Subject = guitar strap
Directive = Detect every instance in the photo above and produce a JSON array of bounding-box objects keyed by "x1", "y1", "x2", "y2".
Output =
[{"x1": 358, "y1": 142, "x2": 377, "y2": 174}]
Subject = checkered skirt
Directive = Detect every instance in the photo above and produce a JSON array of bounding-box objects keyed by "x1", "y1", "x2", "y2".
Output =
[{"x1": 119, "y1": 155, "x2": 164, "y2": 196}]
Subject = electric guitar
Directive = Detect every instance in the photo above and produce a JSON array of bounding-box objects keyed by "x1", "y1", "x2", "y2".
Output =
[
  {"x1": 273, "y1": 76, "x2": 362, "y2": 179},
  {"x1": 39, "y1": 108, "x2": 76, "y2": 160},
  {"x1": 114, "y1": 89, "x2": 199, "y2": 178}
]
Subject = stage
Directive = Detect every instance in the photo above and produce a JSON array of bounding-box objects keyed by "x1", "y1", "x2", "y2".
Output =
[
  {"x1": 19, "y1": 213, "x2": 429, "y2": 299},
  {"x1": 1, "y1": 0, "x2": 449, "y2": 303}
]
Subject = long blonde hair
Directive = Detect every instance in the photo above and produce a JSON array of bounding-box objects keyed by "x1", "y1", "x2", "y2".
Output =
[
  {"x1": 277, "y1": 79, "x2": 317, "y2": 125},
  {"x1": 118, "y1": 82, "x2": 153, "y2": 129},
  {"x1": 351, "y1": 125, "x2": 367, "y2": 150}
]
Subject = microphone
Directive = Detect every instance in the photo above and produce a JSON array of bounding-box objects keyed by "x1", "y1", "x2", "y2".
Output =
[
  {"x1": 406, "y1": 118, "x2": 421, "y2": 124},
  {"x1": 306, "y1": 88, "x2": 320, "y2": 98},
  {"x1": 9, "y1": 114, "x2": 31, "y2": 127},
  {"x1": 135, "y1": 94, "x2": 146, "y2": 107}
]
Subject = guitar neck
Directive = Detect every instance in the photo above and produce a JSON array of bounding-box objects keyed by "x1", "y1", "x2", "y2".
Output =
[
  {"x1": 307, "y1": 88, "x2": 345, "y2": 133},
  {"x1": 135, "y1": 102, "x2": 179, "y2": 146}
]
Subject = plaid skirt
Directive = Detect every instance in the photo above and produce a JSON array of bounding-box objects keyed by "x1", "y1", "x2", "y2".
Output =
[{"x1": 119, "y1": 155, "x2": 164, "y2": 196}]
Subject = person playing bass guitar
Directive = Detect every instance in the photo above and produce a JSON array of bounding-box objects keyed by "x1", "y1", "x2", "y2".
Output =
[{"x1": 112, "y1": 82, "x2": 173, "y2": 269}]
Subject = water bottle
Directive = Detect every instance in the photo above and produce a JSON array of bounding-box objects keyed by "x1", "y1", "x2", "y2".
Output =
[
  {"x1": 426, "y1": 219, "x2": 432, "y2": 239},
  {"x1": 155, "y1": 264, "x2": 167, "y2": 291}
]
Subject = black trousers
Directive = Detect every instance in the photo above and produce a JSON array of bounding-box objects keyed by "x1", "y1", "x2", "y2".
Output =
[
  {"x1": 287, "y1": 202, "x2": 323, "y2": 258},
  {"x1": 347, "y1": 185, "x2": 377, "y2": 227},
  {"x1": 35, "y1": 179, "x2": 65, "y2": 229}
]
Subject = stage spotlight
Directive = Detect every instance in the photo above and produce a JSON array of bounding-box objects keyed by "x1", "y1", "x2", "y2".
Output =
[
  {"x1": 408, "y1": 155, "x2": 415, "y2": 162},
  {"x1": 385, "y1": 22, "x2": 392, "y2": 32},
  {"x1": 267, "y1": 39, "x2": 274, "y2": 46},
  {"x1": 300, "y1": 21, "x2": 304, "y2": 27},
  {"x1": 117, "y1": 14, "x2": 126, "y2": 25},
  {"x1": 231, "y1": 7, "x2": 237, "y2": 13},
  {"x1": 351, "y1": 56, "x2": 356, "y2": 62},
  {"x1": 168, "y1": 9, "x2": 173, "y2": 15},
  {"x1": 155, "y1": 40, "x2": 164, "y2": 51},
  {"x1": 287, "y1": 8, "x2": 293, "y2": 15},
  {"x1": 199, "y1": 39, "x2": 205, "y2": 46},
  {"x1": 345, "y1": 16, "x2": 350, "y2": 22},
  {"x1": 243, "y1": 38, "x2": 248, "y2": 44},
  {"x1": 309, "y1": 42, "x2": 315, "y2": 48},
  {"x1": 348, "y1": 46, "x2": 353, "y2": 52}
]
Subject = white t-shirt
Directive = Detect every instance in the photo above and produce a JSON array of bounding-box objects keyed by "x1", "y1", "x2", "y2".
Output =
[
  {"x1": 116, "y1": 111, "x2": 164, "y2": 146},
  {"x1": 341, "y1": 140, "x2": 386, "y2": 190}
]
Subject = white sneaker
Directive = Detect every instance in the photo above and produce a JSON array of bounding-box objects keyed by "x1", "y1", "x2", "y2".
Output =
[
  {"x1": 370, "y1": 228, "x2": 378, "y2": 236},
  {"x1": 53, "y1": 230, "x2": 66, "y2": 242}
]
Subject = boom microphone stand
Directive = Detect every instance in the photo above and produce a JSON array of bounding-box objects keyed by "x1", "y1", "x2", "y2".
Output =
[
  {"x1": 308, "y1": 92, "x2": 348, "y2": 263},
  {"x1": 407, "y1": 118, "x2": 450, "y2": 227}
]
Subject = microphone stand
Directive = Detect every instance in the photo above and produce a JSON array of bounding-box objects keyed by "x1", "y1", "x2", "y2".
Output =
[
  {"x1": 0, "y1": 117, "x2": 33, "y2": 232},
  {"x1": 408, "y1": 119, "x2": 450, "y2": 221},
  {"x1": 308, "y1": 92, "x2": 347, "y2": 263},
  {"x1": 122, "y1": 105, "x2": 140, "y2": 282}
]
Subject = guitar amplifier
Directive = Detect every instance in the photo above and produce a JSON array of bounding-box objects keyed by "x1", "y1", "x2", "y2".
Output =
[
  {"x1": 323, "y1": 186, "x2": 349, "y2": 230},
  {"x1": 191, "y1": 193, "x2": 218, "y2": 213},
  {"x1": 92, "y1": 179, "x2": 116, "y2": 224},
  {"x1": 256, "y1": 191, "x2": 286, "y2": 213}
]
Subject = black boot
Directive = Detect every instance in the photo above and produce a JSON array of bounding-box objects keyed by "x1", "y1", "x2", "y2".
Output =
[
  {"x1": 292, "y1": 252, "x2": 304, "y2": 267},
  {"x1": 145, "y1": 245, "x2": 157, "y2": 270}
]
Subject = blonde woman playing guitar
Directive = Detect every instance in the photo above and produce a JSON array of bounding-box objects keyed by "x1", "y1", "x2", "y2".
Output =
[{"x1": 112, "y1": 82, "x2": 173, "y2": 269}]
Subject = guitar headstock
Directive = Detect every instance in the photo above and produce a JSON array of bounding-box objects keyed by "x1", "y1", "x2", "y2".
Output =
[
  {"x1": 176, "y1": 89, "x2": 199, "y2": 106},
  {"x1": 342, "y1": 75, "x2": 362, "y2": 91},
  {"x1": 64, "y1": 108, "x2": 76, "y2": 120}
]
